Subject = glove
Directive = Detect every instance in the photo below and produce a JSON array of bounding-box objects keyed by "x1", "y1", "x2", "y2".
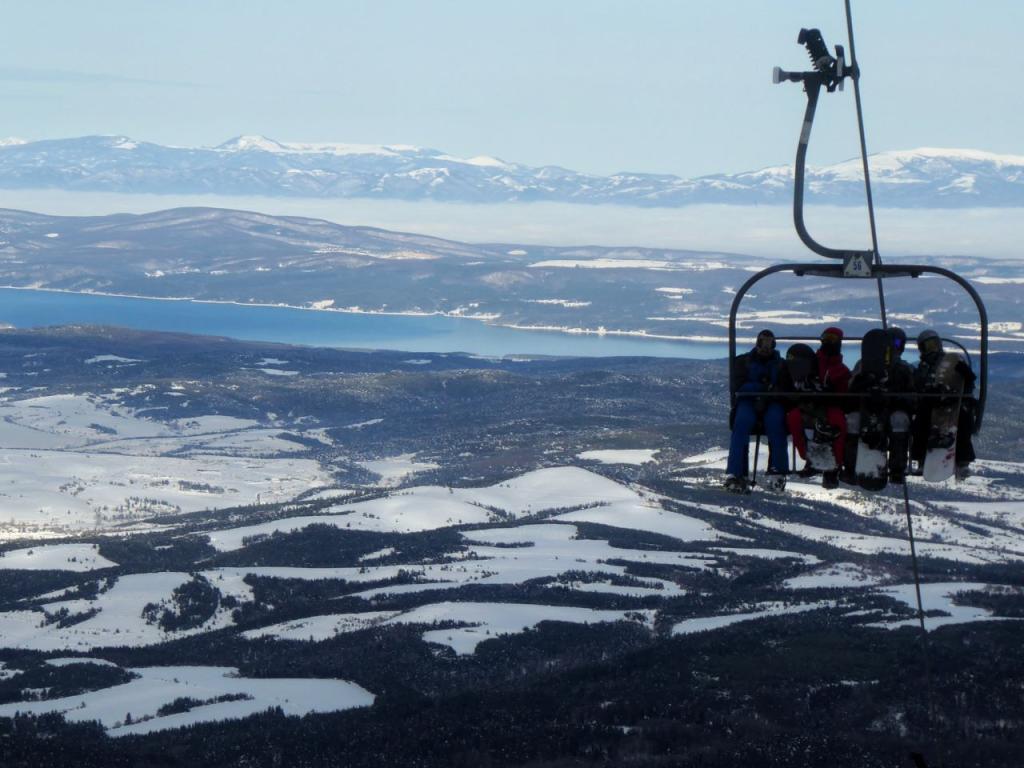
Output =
[{"x1": 955, "y1": 361, "x2": 977, "y2": 386}]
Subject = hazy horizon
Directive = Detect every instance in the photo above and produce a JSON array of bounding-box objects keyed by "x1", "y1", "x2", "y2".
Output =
[{"x1": 0, "y1": 188, "x2": 1021, "y2": 262}]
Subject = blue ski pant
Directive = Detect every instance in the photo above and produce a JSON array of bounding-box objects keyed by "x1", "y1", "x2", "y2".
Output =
[{"x1": 727, "y1": 399, "x2": 789, "y2": 478}]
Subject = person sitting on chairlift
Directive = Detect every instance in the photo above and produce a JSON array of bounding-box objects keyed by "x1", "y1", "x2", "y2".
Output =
[
  {"x1": 910, "y1": 329, "x2": 977, "y2": 481},
  {"x1": 843, "y1": 327, "x2": 914, "y2": 484},
  {"x1": 787, "y1": 326, "x2": 850, "y2": 489},
  {"x1": 725, "y1": 329, "x2": 789, "y2": 493}
]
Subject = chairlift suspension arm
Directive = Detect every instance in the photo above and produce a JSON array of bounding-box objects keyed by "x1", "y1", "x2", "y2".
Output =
[
  {"x1": 792, "y1": 78, "x2": 865, "y2": 262},
  {"x1": 775, "y1": 29, "x2": 872, "y2": 267}
]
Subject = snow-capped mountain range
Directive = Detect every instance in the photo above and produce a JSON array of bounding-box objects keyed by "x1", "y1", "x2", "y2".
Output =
[{"x1": 0, "y1": 135, "x2": 1022, "y2": 207}]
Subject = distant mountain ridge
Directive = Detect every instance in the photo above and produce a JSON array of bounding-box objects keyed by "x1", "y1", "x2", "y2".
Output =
[{"x1": 1, "y1": 135, "x2": 1023, "y2": 208}]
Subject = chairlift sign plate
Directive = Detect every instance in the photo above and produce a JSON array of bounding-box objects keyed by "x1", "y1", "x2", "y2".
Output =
[{"x1": 843, "y1": 252, "x2": 873, "y2": 277}]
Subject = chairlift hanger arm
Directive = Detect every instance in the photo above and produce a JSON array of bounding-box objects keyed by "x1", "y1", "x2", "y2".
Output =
[{"x1": 773, "y1": 28, "x2": 872, "y2": 265}]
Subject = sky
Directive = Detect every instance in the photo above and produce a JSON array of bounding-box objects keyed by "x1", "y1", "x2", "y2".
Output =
[{"x1": 2, "y1": 1, "x2": 1022, "y2": 179}]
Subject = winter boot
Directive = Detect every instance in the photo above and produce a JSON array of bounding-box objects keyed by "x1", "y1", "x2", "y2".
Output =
[
  {"x1": 763, "y1": 470, "x2": 787, "y2": 493},
  {"x1": 797, "y1": 462, "x2": 818, "y2": 478},
  {"x1": 723, "y1": 475, "x2": 750, "y2": 494},
  {"x1": 822, "y1": 469, "x2": 839, "y2": 490}
]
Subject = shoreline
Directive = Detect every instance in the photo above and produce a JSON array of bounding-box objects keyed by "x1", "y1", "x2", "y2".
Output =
[{"x1": 0, "y1": 284, "x2": 729, "y2": 346}]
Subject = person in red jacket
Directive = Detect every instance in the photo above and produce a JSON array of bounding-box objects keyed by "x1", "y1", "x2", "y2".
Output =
[{"x1": 786, "y1": 326, "x2": 850, "y2": 488}]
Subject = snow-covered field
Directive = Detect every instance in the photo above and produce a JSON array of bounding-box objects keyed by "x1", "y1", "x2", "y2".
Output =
[
  {"x1": 358, "y1": 453, "x2": 440, "y2": 485},
  {"x1": 0, "y1": 450, "x2": 1018, "y2": 658},
  {"x1": 0, "y1": 407, "x2": 1022, "y2": 734},
  {"x1": 868, "y1": 582, "x2": 1005, "y2": 630},
  {"x1": 245, "y1": 601, "x2": 656, "y2": 655},
  {"x1": 0, "y1": 542, "x2": 116, "y2": 571},
  {"x1": 204, "y1": 467, "x2": 724, "y2": 550},
  {"x1": 0, "y1": 393, "x2": 336, "y2": 539},
  {"x1": 783, "y1": 562, "x2": 884, "y2": 589},
  {"x1": 0, "y1": 570, "x2": 253, "y2": 652},
  {"x1": 0, "y1": 663, "x2": 373, "y2": 736},
  {"x1": 0, "y1": 447, "x2": 333, "y2": 536},
  {"x1": 671, "y1": 601, "x2": 835, "y2": 636}
]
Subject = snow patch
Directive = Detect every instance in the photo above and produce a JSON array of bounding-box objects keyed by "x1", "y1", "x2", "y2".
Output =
[
  {"x1": 0, "y1": 543, "x2": 117, "y2": 572},
  {"x1": 869, "y1": 582, "x2": 1020, "y2": 631},
  {"x1": 0, "y1": 664, "x2": 373, "y2": 736},
  {"x1": 246, "y1": 601, "x2": 653, "y2": 655},
  {"x1": 359, "y1": 453, "x2": 439, "y2": 485},
  {"x1": 577, "y1": 449, "x2": 659, "y2": 465},
  {"x1": 85, "y1": 355, "x2": 141, "y2": 365},
  {"x1": 672, "y1": 601, "x2": 834, "y2": 635},
  {"x1": 784, "y1": 562, "x2": 884, "y2": 590}
]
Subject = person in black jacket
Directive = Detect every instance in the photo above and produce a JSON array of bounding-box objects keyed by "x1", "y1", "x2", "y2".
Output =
[
  {"x1": 843, "y1": 327, "x2": 915, "y2": 483},
  {"x1": 910, "y1": 329, "x2": 977, "y2": 480},
  {"x1": 886, "y1": 327, "x2": 916, "y2": 481},
  {"x1": 725, "y1": 329, "x2": 789, "y2": 492}
]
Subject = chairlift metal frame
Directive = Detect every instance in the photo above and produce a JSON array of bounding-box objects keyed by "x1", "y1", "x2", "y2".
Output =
[{"x1": 728, "y1": 264, "x2": 988, "y2": 432}]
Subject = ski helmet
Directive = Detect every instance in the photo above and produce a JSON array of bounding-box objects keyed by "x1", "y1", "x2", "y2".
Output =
[
  {"x1": 890, "y1": 327, "x2": 907, "y2": 355},
  {"x1": 785, "y1": 343, "x2": 815, "y2": 382},
  {"x1": 786, "y1": 342, "x2": 814, "y2": 361},
  {"x1": 917, "y1": 329, "x2": 943, "y2": 357}
]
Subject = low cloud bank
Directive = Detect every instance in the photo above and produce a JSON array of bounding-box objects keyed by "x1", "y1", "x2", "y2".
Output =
[{"x1": 1, "y1": 191, "x2": 1021, "y2": 260}]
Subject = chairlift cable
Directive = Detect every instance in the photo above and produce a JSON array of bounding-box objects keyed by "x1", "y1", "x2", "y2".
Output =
[
  {"x1": 844, "y1": 3, "x2": 935, "y2": 751},
  {"x1": 843, "y1": 0, "x2": 888, "y2": 329},
  {"x1": 846, "y1": 4, "x2": 938, "y2": 755},
  {"x1": 847, "y1": 0, "x2": 938, "y2": 751},
  {"x1": 902, "y1": 481, "x2": 939, "y2": 765}
]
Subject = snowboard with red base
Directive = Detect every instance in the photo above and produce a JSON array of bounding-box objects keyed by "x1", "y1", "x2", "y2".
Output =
[{"x1": 922, "y1": 352, "x2": 965, "y2": 482}]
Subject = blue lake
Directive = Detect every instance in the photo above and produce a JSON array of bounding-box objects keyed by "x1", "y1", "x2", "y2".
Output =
[{"x1": 0, "y1": 289, "x2": 728, "y2": 359}]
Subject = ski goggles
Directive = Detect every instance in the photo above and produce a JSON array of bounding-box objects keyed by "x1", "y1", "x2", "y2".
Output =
[{"x1": 820, "y1": 331, "x2": 842, "y2": 344}]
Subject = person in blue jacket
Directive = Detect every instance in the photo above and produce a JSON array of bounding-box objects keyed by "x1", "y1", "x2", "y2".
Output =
[{"x1": 725, "y1": 329, "x2": 789, "y2": 492}]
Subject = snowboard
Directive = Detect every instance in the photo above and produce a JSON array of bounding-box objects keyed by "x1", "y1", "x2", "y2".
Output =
[
  {"x1": 806, "y1": 420, "x2": 838, "y2": 472},
  {"x1": 922, "y1": 352, "x2": 966, "y2": 482},
  {"x1": 853, "y1": 328, "x2": 892, "y2": 491}
]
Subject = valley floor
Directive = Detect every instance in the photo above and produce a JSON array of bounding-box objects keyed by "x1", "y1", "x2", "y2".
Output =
[{"x1": 1, "y1": 326, "x2": 1022, "y2": 767}]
